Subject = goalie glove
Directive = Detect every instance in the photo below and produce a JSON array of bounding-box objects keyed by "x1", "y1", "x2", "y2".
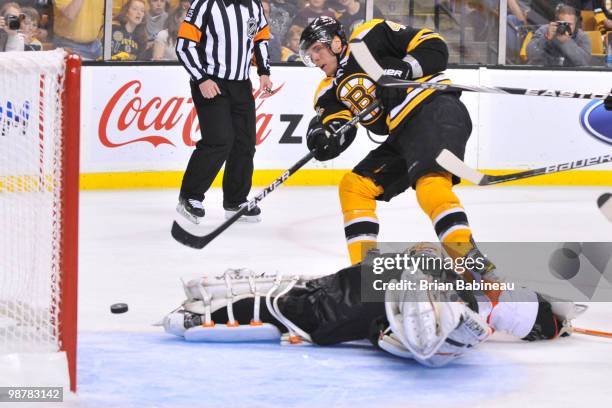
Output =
[
  {"x1": 604, "y1": 89, "x2": 612, "y2": 111},
  {"x1": 306, "y1": 115, "x2": 356, "y2": 161}
]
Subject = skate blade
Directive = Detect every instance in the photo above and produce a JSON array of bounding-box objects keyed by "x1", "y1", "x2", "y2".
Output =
[
  {"x1": 225, "y1": 210, "x2": 261, "y2": 223},
  {"x1": 176, "y1": 204, "x2": 201, "y2": 225}
]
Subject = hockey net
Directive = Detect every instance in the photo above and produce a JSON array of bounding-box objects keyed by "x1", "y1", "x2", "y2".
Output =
[{"x1": 0, "y1": 50, "x2": 80, "y2": 392}]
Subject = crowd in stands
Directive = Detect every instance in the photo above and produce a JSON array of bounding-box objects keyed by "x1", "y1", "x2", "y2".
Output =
[{"x1": 0, "y1": 0, "x2": 610, "y2": 67}]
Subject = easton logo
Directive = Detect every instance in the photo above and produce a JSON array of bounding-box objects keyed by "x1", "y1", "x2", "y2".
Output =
[
  {"x1": 580, "y1": 100, "x2": 612, "y2": 145},
  {"x1": 0, "y1": 99, "x2": 31, "y2": 136}
]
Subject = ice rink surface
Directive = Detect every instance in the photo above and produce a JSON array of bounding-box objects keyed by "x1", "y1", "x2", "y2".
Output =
[{"x1": 70, "y1": 186, "x2": 612, "y2": 408}]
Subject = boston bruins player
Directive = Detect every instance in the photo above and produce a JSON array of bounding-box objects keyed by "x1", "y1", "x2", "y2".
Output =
[{"x1": 299, "y1": 16, "x2": 489, "y2": 273}]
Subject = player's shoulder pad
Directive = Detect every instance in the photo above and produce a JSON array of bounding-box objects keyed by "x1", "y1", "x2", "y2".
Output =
[
  {"x1": 348, "y1": 18, "x2": 386, "y2": 41},
  {"x1": 313, "y1": 77, "x2": 335, "y2": 107}
]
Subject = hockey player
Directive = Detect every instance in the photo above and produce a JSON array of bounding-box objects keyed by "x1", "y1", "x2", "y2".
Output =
[
  {"x1": 298, "y1": 16, "x2": 492, "y2": 274},
  {"x1": 162, "y1": 244, "x2": 581, "y2": 367}
]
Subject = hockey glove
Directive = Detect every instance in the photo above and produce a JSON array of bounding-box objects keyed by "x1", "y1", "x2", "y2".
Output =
[
  {"x1": 306, "y1": 116, "x2": 356, "y2": 161},
  {"x1": 605, "y1": 89, "x2": 612, "y2": 111},
  {"x1": 380, "y1": 56, "x2": 412, "y2": 80},
  {"x1": 376, "y1": 56, "x2": 413, "y2": 110}
]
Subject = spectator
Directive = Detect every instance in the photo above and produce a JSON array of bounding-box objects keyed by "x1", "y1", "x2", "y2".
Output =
[
  {"x1": 526, "y1": 3, "x2": 592, "y2": 66},
  {"x1": 152, "y1": 5, "x2": 185, "y2": 61},
  {"x1": 269, "y1": 0, "x2": 297, "y2": 45},
  {"x1": 291, "y1": 0, "x2": 335, "y2": 29},
  {"x1": 281, "y1": 24, "x2": 302, "y2": 61},
  {"x1": 16, "y1": 0, "x2": 51, "y2": 42},
  {"x1": 261, "y1": 0, "x2": 282, "y2": 62},
  {"x1": 145, "y1": 0, "x2": 169, "y2": 51},
  {"x1": 111, "y1": 0, "x2": 147, "y2": 60},
  {"x1": 22, "y1": 6, "x2": 43, "y2": 51},
  {"x1": 178, "y1": 0, "x2": 192, "y2": 12},
  {"x1": 593, "y1": 0, "x2": 612, "y2": 32},
  {"x1": 336, "y1": 0, "x2": 383, "y2": 37},
  {"x1": 53, "y1": 0, "x2": 104, "y2": 60},
  {"x1": 0, "y1": 2, "x2": 25, "y2": 52}
]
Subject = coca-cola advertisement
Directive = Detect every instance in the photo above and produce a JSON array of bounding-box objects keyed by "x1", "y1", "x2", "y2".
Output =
[{"x1": 81, "y1": 66, "x2": 375, "y2": 174}]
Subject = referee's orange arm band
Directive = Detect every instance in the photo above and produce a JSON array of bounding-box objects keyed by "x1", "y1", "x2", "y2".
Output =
[
  {"x1": 254, "y1": 25, "x2": 270, "y2": 42},
  {"x1": 178, "y1": 22, "x2": 202, "y2": 43}
]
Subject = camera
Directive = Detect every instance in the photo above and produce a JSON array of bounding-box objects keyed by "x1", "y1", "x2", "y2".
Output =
[
  {"x1": 4, "y1": 14, "x2": 22, "y2": 30},
  {"x1": 556, "y1": 21, "x2": 572, "y2": 36}
]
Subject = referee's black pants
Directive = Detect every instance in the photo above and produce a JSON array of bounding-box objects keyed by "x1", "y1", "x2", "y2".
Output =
[{"x1": 180, "y1": 78, "x2": 256, "y2": 207}]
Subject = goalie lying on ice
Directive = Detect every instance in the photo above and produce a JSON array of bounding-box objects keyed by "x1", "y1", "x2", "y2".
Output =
[{"x1": 161, "y1": 244, "x2": 583, "y2": 367}]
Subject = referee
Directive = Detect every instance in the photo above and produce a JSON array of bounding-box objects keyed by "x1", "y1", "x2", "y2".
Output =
[{"x1": 175, "y1": 0, "x2": 273, "y2": 224}]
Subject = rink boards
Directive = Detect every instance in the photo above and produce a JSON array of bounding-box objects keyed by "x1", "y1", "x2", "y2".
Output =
[{"x1": 78, "y1": 65, "x2": 612, "y2": 188}]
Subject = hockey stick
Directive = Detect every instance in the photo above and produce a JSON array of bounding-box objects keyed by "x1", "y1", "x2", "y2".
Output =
[
  {"x1": 171, "y1": 100, "x2": 381, "y2": 249},
  {"x1": 435, "y1": 149, "x2": 612, "y2": 186},
  {"x1": 349, "y1": 40, "x2": 611, "y2": 101},
  {"x1": 571, "y1": 327, "x2": 612, "y2": 339},
  {"x1": 598, "y1": 193, "x2": 612, "y2": 222}
]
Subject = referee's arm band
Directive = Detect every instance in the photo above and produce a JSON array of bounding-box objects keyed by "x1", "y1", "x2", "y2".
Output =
[
  {"x1": 178, "y1": 22, "x2": 202, "y2": 43},
  {"x1": 254, "y1": 25, "x2": 270, "y2": 42}
]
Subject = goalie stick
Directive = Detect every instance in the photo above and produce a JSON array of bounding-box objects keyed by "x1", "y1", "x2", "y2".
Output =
[
  {"x1": 171, "y1": 100, "x2": 381, "y2": 249},
  {"x1": 349, "y1": 40, "x2": 611, "y2": 101},
  {"x1": 571, "y1": 326, "x2": 612, "y2": 339},
  {"x1": 598, "y1": 193, "x2": 612, "y2": 222},
  {"x1": 435, "y1": 149, "x2": 612, "y2": 186}
]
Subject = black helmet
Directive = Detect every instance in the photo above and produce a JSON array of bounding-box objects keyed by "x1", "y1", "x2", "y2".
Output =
[{"x1": 299, "y1": 16, "x2": 347, "y2": 67}]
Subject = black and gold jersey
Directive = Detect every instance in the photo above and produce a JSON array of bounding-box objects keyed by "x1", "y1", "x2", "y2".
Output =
[{"x1": 313, "y1": 19, "x2": 452, "y2": 135}]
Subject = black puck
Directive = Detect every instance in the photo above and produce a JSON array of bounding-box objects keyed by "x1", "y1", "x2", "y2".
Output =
[
  {"x1": 110, "y1": 303, "x2": 128, "y2": 314},
  {"x1": 597, "y1": 193, "x2": 611, "y2": 209}
]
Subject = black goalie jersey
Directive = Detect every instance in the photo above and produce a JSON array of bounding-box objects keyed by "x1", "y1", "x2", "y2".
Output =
[{"x1": 313, "y1": 19, "x2": 452, "y2": 135}]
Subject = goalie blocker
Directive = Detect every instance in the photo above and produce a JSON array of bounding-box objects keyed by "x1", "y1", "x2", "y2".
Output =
[{"x1": 161, "y1": 245, "x2": 583, "y2": 367}]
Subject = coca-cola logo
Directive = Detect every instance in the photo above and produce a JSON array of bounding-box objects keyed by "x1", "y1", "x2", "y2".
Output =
[{"x1": 98, "y1": 80, "x2": 296, "y2": 148}]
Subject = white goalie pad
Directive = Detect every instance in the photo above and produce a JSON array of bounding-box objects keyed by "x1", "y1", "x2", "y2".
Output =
[{"x1": 161, "y1": 268, "x2": 316, "y2": 344}]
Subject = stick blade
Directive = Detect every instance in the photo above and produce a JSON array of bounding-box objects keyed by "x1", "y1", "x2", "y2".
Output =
[
  {"x1": 597, "y1": 193, "x2": 612, "y2": 222},
  {"x1": 171, "y1": 221, "x2": 209, "y2": 249},
  {"x1": 435, "y1": 149, "x2": 485, "y2": 185}
]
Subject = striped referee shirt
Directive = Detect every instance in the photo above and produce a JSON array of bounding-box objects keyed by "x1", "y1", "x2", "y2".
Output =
[{"x1": 176, "y1": 0, "x2": 271, "y2": 83}]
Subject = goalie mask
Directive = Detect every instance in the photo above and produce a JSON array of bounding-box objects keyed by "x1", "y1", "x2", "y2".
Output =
[{"x1": 299, "y1": 16, "x2": 347, "y2": 68}]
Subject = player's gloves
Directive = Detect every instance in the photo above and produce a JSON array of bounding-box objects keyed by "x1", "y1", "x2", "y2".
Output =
[
  {"x1": 376, "y1": 56, "x2": 413, "y2": 110},
  {"x1": 604, "y1": 88, "x2": 612, "y2": 111},
  {"x1": 306, "y1": 116, "x2": 356, "y2": 161},
  {"x1": 380, "y1": 56, "x2": 412, "y2": 80}
]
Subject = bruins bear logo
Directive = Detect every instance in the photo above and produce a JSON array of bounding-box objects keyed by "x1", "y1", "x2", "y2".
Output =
[{"x1": 336, "y1": 73, "x2": 383, "y2": 125}]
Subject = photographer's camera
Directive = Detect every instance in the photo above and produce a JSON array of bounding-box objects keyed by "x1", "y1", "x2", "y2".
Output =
[
  {"x1": 556, "y1": 21, "x2": 571, "y2": 36},
  {"x1": 4, "y1": 14, "x2": 22, "y2": 30}
]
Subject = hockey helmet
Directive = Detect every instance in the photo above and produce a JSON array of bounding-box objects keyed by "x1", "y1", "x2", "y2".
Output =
[{"x1": 299, "y1": 16, "x2": 347, "y2": 67}]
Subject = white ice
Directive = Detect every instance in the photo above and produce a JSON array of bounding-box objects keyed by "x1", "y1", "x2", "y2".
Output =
[{"x1": 70, "y1": 186, "x2": 612, "y2": 408}]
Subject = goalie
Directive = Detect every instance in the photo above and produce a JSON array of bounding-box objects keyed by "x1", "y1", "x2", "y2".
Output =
[{"x1": 162, "y1": 244, "x2": 582, "y2": 367}]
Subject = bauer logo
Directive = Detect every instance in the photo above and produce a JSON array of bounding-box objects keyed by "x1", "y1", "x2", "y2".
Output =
[{"x1": 580, "y1": 100, "x2": 612, "y2": 145}]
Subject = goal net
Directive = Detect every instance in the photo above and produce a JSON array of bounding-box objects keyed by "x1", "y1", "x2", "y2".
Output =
[{"x1": 0, "y1": 49, "x2": 80, "y2": 392}]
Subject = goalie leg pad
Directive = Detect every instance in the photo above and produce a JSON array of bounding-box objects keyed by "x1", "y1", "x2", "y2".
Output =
[{"x1": 162, "y1": 269, "x2": 314, "y2": 344}]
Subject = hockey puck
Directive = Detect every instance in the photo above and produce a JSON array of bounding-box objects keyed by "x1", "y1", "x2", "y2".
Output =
[
  {"x1": 110, "y1": 303, "x2": 128, "y2": 314},
  {"x1": 597, "y1": 193, "x2": 611, "y2": 209}
]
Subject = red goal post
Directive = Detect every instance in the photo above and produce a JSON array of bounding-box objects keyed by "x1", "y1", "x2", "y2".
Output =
[{"x1": 0, "y1": 50, "x2": 80, "y2": 392}]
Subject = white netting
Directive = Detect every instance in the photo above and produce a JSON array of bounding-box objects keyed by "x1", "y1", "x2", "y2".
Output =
[{"x1": 0, "y1": 49, "x2": 66, "y2": 355}]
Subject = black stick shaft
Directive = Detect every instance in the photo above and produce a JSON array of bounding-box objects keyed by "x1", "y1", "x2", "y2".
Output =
[{"x1": 172, "y1": 100, "x2": 381, "y2": 249}]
